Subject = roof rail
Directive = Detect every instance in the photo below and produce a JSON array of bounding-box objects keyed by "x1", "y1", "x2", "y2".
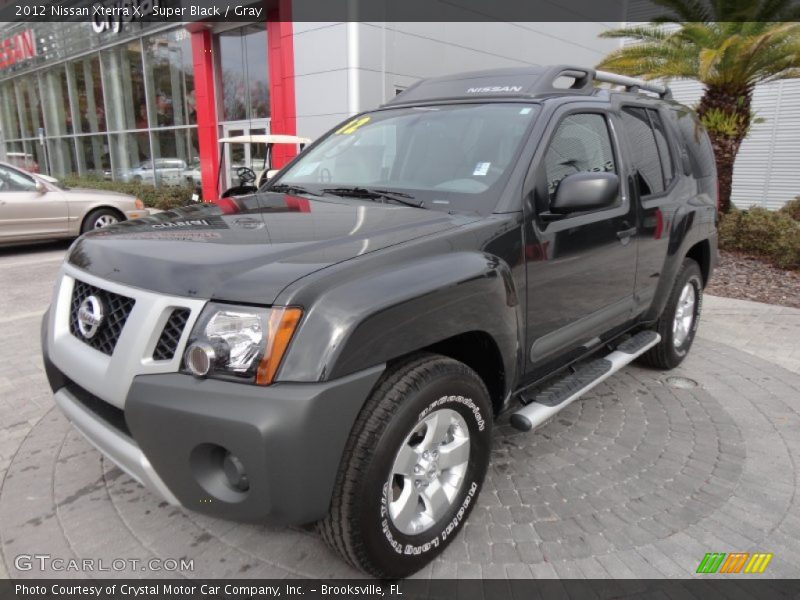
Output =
[
  {"x1": 594, "y1": 70, "x2": 671, "y2": 99},
  {"x1": 381, "y1": 65, "x2": 673, "y2": 107}
]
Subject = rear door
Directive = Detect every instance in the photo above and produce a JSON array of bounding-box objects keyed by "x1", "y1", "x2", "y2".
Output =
[
  {"x1": 523, "y1": 106, "x2": 638, "y2": 374},
  {"x1": 615, "y1": 105, "x2": 684, "y2": 315},
  {"x1": 0, "y1": 165, "x2": 68, "y2": 241}
]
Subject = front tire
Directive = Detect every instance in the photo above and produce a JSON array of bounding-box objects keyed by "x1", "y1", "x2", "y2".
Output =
[
  {"x1": 639, "y1": 258, "x2": 703, "y2": 369},
  {"x1": 319, "y1": 354, "x2": 493, "y2": 578},
  {"x1": 81, "y1": 208, "x2": 122, "y2": 234}
]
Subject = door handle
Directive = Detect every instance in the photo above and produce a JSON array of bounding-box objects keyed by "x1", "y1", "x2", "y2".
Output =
[{"x1": 616, "y1": 226, "x2": 637, "y2": 240}]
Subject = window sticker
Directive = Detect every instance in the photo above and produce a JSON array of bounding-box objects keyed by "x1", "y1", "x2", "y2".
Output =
[
  {"x1": 519, "y1": 107, "x2": 533, "y2": 115},
  {"x1": 472, "y1": 162, "x2": 491, "y2": 176},
  {"x1": 335, "y1": 116, "x2": 371, "y2": 135}
]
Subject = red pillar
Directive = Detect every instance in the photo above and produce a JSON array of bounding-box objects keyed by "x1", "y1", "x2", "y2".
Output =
[
  {"x1": 190, "y1": 28, "x2": 219, "y2": 202},
  {"x1": 267, "y1": 0, "x2": 297, "y2": 169}
]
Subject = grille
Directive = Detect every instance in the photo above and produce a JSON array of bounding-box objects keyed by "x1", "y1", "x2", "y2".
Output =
[
  {"x1": 69, "y1": 280, "x2": 135, "y2": 355},
  {"x1": 153, "y1": 308, "x2": 191, "y2": 361}
]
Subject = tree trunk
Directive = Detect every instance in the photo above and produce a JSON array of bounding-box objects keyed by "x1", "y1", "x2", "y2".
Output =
[{"x1": 695, "y1": 85, "x2": 754, "y2": 213}]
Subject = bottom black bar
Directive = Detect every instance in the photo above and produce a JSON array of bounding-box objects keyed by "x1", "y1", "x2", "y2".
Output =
[{"x1": 1, "y1": 580, "x2": 799, "y2": 600}]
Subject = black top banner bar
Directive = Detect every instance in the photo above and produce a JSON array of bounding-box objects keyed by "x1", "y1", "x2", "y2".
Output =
[{"x1": 0, "y1": 0, "x2": 799, "y2": 23}]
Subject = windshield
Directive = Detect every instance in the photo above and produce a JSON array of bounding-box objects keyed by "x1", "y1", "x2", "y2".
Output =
[{"x1": 273, "y1": 103, "x2": 539, "y2": 212}]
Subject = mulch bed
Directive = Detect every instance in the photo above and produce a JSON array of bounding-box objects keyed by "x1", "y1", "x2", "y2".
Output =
[{"x1": 705, "y1": 250, "x2": 800, "y2": 309}]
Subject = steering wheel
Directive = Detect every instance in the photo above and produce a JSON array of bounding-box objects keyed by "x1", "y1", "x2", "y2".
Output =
[{"x1": 236, "y1": 166, "x2": 257, "y2": 184}]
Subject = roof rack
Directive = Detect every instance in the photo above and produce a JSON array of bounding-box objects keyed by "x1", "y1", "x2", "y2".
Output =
[
  {"x1": 594, "y1": 70, "x2": 671, "y2": 99},
  {"x1": 382, "y1": 65, "x2": 672, "y2": 107}
]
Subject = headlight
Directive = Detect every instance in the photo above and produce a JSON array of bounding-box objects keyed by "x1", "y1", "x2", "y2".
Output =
[
  {"x1": 134, "y1": 198, "x2": 145, "y2": 210},
  {"x1": 183, "y1": 303, "x2": 302, "y2": 385}
]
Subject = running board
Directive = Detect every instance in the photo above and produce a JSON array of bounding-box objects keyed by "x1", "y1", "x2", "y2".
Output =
[{"x1": 510, "y1": 330, "x2": 661, "y2": 432}]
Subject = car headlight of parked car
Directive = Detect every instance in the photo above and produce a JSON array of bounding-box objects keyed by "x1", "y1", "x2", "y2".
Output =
[
  {"x1": 134, "y1": 198, "x2": 144, "y2": 209},
  {"x1": 183, "y1": 303, "x2": 302, "y2": 385}
]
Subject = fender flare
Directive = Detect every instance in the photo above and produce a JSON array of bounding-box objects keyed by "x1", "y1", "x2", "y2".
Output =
[{"x1": 277, "y1": 251, "x2": 521, "y2": 395}]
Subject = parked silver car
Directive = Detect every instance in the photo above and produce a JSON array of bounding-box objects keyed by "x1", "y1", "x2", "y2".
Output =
[
  {"x1": 116, "y1": 158, "x2": 188, "y2": 186},
  {"x1": 0, "y1": 161, "x2": 150, "y2": 244}
]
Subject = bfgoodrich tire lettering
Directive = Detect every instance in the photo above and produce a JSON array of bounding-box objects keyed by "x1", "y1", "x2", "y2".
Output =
[
  {"x1": 639, "y1": 258, "x2": 703, "y2": 369},
  {"x1": 319, "y1": 353, "x2": 492, "y2": 578}
]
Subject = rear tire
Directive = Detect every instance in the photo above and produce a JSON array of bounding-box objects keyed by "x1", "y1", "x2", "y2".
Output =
[
  {"x1": 639, "y1": 258, "x2": 703, "y2": 370},
  {"x1": 319, "y1": 353, "x2": 492, "y2": 578}
]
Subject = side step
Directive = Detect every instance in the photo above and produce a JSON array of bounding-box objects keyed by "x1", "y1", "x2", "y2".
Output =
[{"x1": 510, "y1": 330, "x2": 661, "y2": 432}]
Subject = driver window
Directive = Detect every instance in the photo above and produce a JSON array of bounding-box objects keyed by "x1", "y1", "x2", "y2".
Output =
[
  {"x1": 0, "y1": 165, "x2": 38, "y2": 192},
  {"x1": 543, "y1": 113, "x2": 616, "y2": 204}
]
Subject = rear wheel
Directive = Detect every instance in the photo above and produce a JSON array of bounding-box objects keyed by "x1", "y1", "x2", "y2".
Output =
[
  {"x1": 639, "y1": 258, "x2": 703, "y2": 369},
  {"x1": 81, "y1": 208, "x2": 122, "y2": 234},
  {"x1": 319, "y1": 353, "x2": 492, "y2": 578}
]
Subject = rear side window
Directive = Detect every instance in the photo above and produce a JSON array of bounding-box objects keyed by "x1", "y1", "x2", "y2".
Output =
[
  {"x1": 671, "y1": 108, "x2": 716, "y2": 178},
  {"x1": 543, "y1": 113, "x2": 616, "y2": 202},
  {"x1": 650, "y1": 111, "x2": 674, "y2": 186},
  {"x1": 621, "y1": 107, "x2": 667, "y2": 196}
]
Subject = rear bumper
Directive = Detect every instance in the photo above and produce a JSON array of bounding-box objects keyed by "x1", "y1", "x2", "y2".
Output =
[{"x1": 43, "y1": 310, "x2": 385, "y2": 525}]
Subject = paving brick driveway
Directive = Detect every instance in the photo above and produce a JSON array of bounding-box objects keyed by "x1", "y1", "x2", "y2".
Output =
[{"x1": 1, "y1": 241, "x2": 799, "y2": 580}]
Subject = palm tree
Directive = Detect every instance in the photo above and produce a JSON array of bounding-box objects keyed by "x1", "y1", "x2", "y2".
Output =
[{"x1": 596, "y1": 1, "x2": 800, "y2": 213}]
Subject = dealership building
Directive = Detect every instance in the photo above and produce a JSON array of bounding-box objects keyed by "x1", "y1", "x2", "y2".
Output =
[{"x1": 0, "y1": 15, "x2": 796, "y2": 208}]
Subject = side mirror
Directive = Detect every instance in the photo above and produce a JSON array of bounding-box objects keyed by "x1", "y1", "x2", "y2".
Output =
[
  {"x1": 551, "y1": 172, "x2": 619, "y2": 214},
  {"x1": 35, "y1": 181, "x2": 46, "y2": 194}
]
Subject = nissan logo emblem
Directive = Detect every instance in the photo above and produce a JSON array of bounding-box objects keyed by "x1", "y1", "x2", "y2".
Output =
[{"x1": 77, "y1": 295, "x2": 105, "y2": 339}]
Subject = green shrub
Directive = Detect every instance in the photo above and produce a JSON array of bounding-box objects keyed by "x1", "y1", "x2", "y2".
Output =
[
  {"x1": 718, "y1": 207, "x2": 800, "y2": 269},
  {"x1": 779, "y1": 197, "x2": 800, "y2": 222},
  {"x1": 61, "y1": 174, "x2": 196, "y2": 211}
]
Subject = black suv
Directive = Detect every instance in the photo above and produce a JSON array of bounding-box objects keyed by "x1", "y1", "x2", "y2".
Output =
[{"x1": 42, "y1": 65, "x2": 717, "y2": 578}]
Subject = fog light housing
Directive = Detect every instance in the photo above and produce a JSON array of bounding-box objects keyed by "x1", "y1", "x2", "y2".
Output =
[
  {"x1": 222, "y1": 451, "x2": 250, "y2": 492},
  {"x1": 185, "y1": 342, "x2": 216, "y2": 377}
]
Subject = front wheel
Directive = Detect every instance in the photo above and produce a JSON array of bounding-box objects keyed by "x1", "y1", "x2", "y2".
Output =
[
  {"x1": 639, "y1": 258, "x2": 703, "y2": 369},
  {"x1": 319, "y1": 354, "x2": 493, "y2": 578},
  {"x1": 81, "y1": 208, "x2": 121, "y2": 234}
]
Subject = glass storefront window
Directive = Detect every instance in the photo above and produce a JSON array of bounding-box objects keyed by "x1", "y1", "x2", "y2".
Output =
[
  {"x1": 101, "y1": 41, "x2": 147, "y2": 132},
  {"x1": 153, "y1": 127, "x2": 198, "y2": 187},
  {"x1": 5, "y1": 140, "x2": 44, "y2": 174},
  {"x1": 145, "y1": 29, "x2": 196, "y2": 128},
  {"x1": 75, "y1": 134, "x2": 110, "y2": 176},
  {"x1": 71, "y1": 55, "x2": 106, "y2": 134},
  {"x1": 110, "y1": 132, "x2": 150, "y2": 183},
  {"x1": 244, "y1": 27, "x2": 269, "y2": 119},
  {"x1": 47, "y1": 137, "x2": 77, "y2": 177},
  {"x1": 41, "y1": 65, "x2": 74, "y2": 136},
  {"x1": 16, "y1": 77, "x2": 44, "y2": 138},
  {"x1": 1, "y1": 27, "x2": 199, "y2": 185},
  {"x1": 0, "y1": 83, "x2": 20, "y2": 140},
  {"x1": 219, "y1": 32, "x2": 247, "y2": 121},
  {"x1": 219, "y1": 25, "x2": 269, "y2": 122}
]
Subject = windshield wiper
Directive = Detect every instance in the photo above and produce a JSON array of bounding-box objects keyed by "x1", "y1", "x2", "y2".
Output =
[
  {"x1": 321, "y1": 187, "x2": 425, "y2": 209},
  {"x1": 266, "y1": 183, "x2": 321, "y2": 196}
]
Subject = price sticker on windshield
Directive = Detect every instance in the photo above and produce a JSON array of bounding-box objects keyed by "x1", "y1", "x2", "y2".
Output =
[{"x1": 336, "y1": 116, "x2": 371, "y2": 135}]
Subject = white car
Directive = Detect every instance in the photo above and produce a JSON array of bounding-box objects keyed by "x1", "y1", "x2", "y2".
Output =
[
  {"x1": 117, "y1": 158, "x2": 188, "y2": 187},
  {"x1": 0, "y1": 161, "x2": 151, "y2": 244}
]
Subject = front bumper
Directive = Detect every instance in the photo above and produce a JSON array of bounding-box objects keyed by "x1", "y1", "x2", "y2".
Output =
[
  {"x1": 123, "y1": 209, "x2": 151, "y2": 220},
  {"x1": 42, "y1": 309, "x2": 385, "y2": 525}
]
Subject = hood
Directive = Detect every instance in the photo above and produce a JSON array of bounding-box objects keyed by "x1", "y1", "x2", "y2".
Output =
[{"x1": 67, "y1": 193, "x2": 476, "y2": 304}]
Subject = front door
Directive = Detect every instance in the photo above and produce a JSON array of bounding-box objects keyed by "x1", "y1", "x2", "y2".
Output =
[
  {"x1": 0, "y1": 165, "x2": 67, "y2": 241},
  {"x1": 524, "y1": 109, "x2": 638, "y2": 377}
]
